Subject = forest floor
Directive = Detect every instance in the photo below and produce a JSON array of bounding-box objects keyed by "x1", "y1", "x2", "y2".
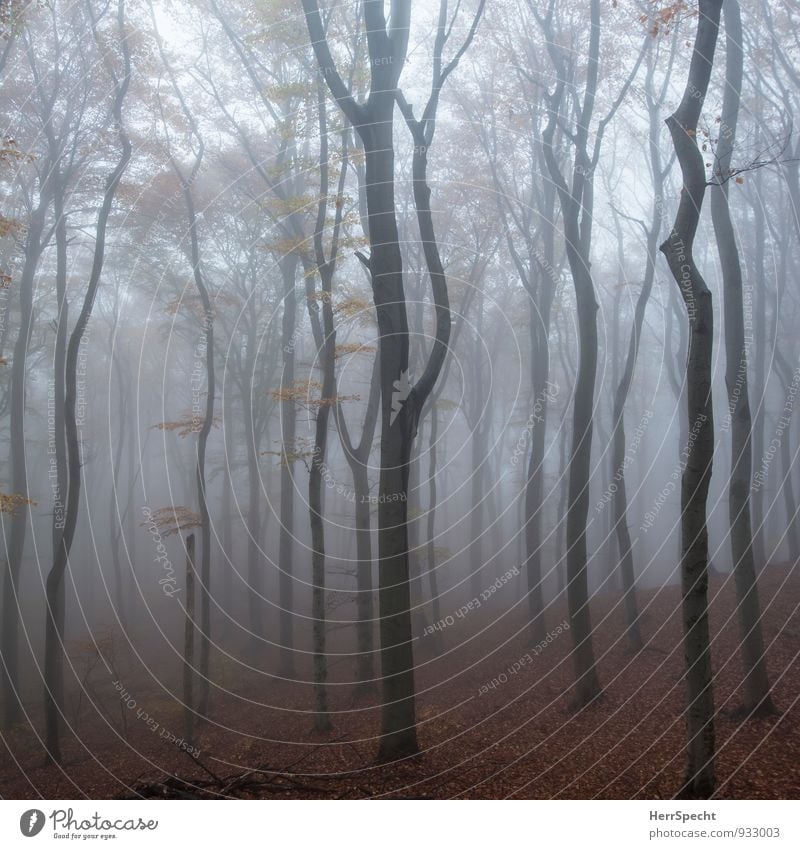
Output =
[{"x1": 2, "y1": 563, "x2": 800, "y2": 799}]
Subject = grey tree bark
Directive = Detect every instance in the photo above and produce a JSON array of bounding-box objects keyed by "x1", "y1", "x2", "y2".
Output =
[
  {"x1": 304, "y1": 0, "x2": 481, "y2": 760},
  {"x1": 335, "y1": 351, "x2": 381, "y2": 689},
  {"x1": 183, "y1": 533, "x2": 196, "y2": 744},
  {"x1": 658, "y1": 0, "x2": 722, "y2": 799},
  {"x1": 536, "y1": 0, "x2": 640, "y2": 706},
  {"x1": 278, "y1": 254, "x2": 298, "y2": 676},
  {"x1": 0, "y1": 185, "x2": 48, "y2": 729},
  {"x1": 709, "y1": 0, "x2": 774, "y2": 716},
  {"x1": 44, "y1": 0, "x2": 131, "y2": 762},
  {"x1": 151, "y1": 3, "x2": 215, "y2": 719},
  {"x1": 608, "y1": 30, "x2": 675, "y2": 650},
  {"x1": 304, "y1": 91, "x2": 349, "y2": 731}
]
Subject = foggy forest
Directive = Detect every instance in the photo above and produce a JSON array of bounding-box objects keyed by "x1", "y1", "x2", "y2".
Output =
[{"x1": 1, "y1": 0, "x2": 799, "y2": 802}]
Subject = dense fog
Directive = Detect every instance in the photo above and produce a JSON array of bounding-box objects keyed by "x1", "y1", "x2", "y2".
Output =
[{"x1": 1, "y1": 0, "x2": 799, "y2": 800}]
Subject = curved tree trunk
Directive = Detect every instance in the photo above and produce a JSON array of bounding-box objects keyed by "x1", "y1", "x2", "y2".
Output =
[
  {"x1": 44, "y1": 1, "x2": 131, "y2": 758},
  {"x1": 608, "y1": 36, "x2": 673, "y2": 651},
  {"x1": 709, "y1": 0, "x2": 774, "y2": 716},
  {"x1": 659, "y1": 0, "x2": 722, "y2": 798}
]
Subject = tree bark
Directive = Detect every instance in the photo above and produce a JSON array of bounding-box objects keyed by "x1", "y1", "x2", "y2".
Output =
[
  {"x1": 659, "y1": 0, "x2": 722, "y2": 798},
  {"x1": 183, "y1": 533, "x2": 196, "y2": 744},
  {"x1": 0, "y1": 189, "x2": 48, "y2": 729},
  {"x1": 44, "y1": 0, "x2": 131, "y2": 761},
  {"x1": 278, "y1": 255, "x2": 298, "y2": 676},
  {"x1": 709, "y1": 0, "x2": 774, "y2": 716}
]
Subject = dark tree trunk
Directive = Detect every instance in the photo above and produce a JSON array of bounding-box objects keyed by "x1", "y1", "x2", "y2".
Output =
[
  {"x1": 44, "y1": 20, "x2": 131, "y2": 757},
  {"x1": 539, "y1": 0, "x2": 606, "y2": 707},
  {"x1": 750, "y1": 174, "x2": 767, "y2": 568},
  {"x1": 709, "y1": 0, "x2": 774, "y2": 716},
  {"x1": 0, "y1": 192, "x2": 47, "y2": 729},
  {"x1": 336, "y1": 351, "x2": 380, "y2": 691},
  {"x1": 183, "y1": 534, "x2": 196, "y2": 744},
  {"x1": 659, "y1": 0, "x2": 722, "y2": 799},
  {"x1": 278, "y1": 255, "x2": 298, "y2": 676},
  {"x1": 608, "y1": 36, "x2": 673, "y2": 651},
  {"x1": 773, "y1": 348, "x2": 800, "y2": 563}
]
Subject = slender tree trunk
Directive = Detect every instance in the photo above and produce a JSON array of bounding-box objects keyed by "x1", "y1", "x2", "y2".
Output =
[
  {"x1": 470, "y1": 423, "x2": 486, "y2": 598},
  {"x1": 109, "y1": 349, "x2": 128, "y2": 627},
  {"x1": 710, "y1": 0, "x2": 773, "y2": 716},
  {"x1": 1, "y1": 192, "x2": 48, "y2": 729},
  {"x1": 751, "y1": 175, "x2": 767, "y2": 568},
  {"x1": 425, "y1": 401, "x2": 444, "y2": 655},
  {"x1": 308, "y1": 284, "x2": 335, "y2": 731},
  {"x1": 183, "y1": 534, "x2": 196, "y2": 744},
  {"x1": 45, "y1": 99, "x2": 131, "y2": 765},
  {"x1": 336, "y1": 352, "x2": 380, "y2": 691},
  {"x1": 539, "y1": 0, "x2": 604, "y2": 707},
  {"x1": 659, "y1": 0, "x2": 722, "y2": 797},
  {"x1": 188, "y1": 203, "x2": 215, "y2": 723},
  {"x1": 244, "y1": 381, "x2": 264, "y2": 647},
  {"x1": 565, "y1": 256, "x2": 603, "y2": 705},
  {"x1": 353, "y1": 466, "x2": 376, "y2": 688},
  {"x1": 526, "y1": 308, "x2": 549, "y2": 643},
  {"x1": 773, "y1": 348, "x2": 800, "y2": 562},
  {"x1": 278, "y1": 255, "x2": 298, "y2": 676},
  {"x1": 608, "y1": 42, "x2": 670, "y2": 650}
]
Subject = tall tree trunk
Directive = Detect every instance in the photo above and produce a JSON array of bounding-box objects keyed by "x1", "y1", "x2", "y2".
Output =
[
  {"x1": 540, "y1": 0, "x2": 605, "y2": 707},
  {"x1": 709, "y1": 0, "x2": 774, "y2": 716},
  {"x1": 750, "y1": 174, "x2": 767, "y2": 567},
  {"x1": 0, "y1": 191, "x2": 48, "y2": 729},
  {"x1": 44, "y1": 7, "x2": 131, "y2": 756},
  {"x1": 304, "y1": 0, "x2": 468, "y2": 762},
  {"x1": 188, "y1": 194, "x2": 214, "y2": 723},
  {"x1": 470, "y1": 422, "x2": 486, "y2": 598},
  {"x1": 336, "y1": 352, "x2": 380, "y2": 691},
  {"x1": 425, "y1": 400, "x2": 444, "y2": 654},
  {"x1": 525, "y1": 302, "x2": 549, "y2": 643},
  {"x1": 244, "y1": 378, "x2": 264, "y2": 647},
  {"x1": 308, "y1": 284, "x2": 335, "y2": 733},
  {"x1": 353, "y1": 466, "x2": 376, "y2": 687},
  {"x1": 659, "y1": 0, "x2": 722, "y2": 798},
  {"x1": 183, "y1": 533, "x2": 196, "y2": 744},
  {"x1": 608, "y1": 36, "x2": 672, "y2": 650},
  {"x1": 278, "y1": 255, "x2": 298, "y2": 676},
  {"x1": 109, "y1": 348, "x2": 128, "y2": 628},
  {"x1": 365, "y1": 108, "x2": 419, "y2": 761},
  {"x1": 773, "y1": 348, "x2": 800, "y2": 563}
]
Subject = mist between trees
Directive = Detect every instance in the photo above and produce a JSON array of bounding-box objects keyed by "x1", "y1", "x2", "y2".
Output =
[{"x1": 1, "y1": 0, "x2": 799, "y2": 800}]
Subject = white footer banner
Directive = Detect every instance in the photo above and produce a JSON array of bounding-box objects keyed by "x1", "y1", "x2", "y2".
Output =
[{"x1": 1, "y1": 800, "x2": 797, "y2": 848}]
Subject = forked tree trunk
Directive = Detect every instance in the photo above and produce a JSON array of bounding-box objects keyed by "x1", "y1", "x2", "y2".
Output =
[
  {"x1": 659, "y1": 0, "x2": 722, "y2": 799},
  {"x1": 365, "y1": 109, "x2": 420, "y2": 760},
  {"x1": 336, "y1": 352, "x2": 380, "y2": 691},
  {"x1": 304, "y1": 0, "x2": 469, "y2": 762}
]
